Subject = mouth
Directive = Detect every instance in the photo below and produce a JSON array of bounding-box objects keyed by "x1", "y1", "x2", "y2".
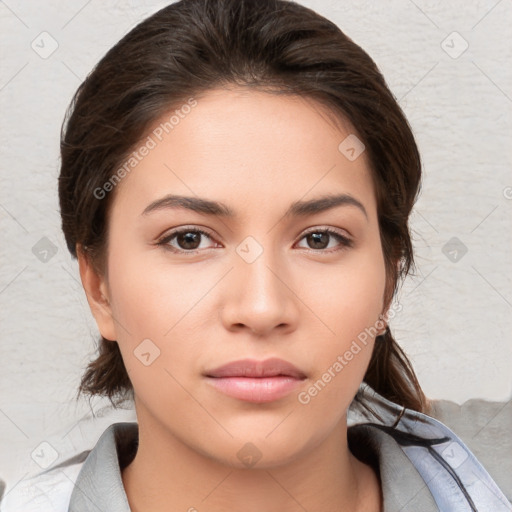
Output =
[{"x1": 204, "y1": 357, "x2": 307, "y2": 403}]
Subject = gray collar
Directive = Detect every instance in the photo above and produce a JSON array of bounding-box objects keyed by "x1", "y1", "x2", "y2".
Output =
[
  {"x1": 69, "y1": 421, "x2": 134, "y2": 511},
  {"x1": 348, "y1": 424, "x2": 438, "y2": 510}
]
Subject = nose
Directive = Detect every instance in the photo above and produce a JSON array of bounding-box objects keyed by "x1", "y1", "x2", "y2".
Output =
[{"x1": 219, "y1": 248, "x2": 300, "y2": 337}]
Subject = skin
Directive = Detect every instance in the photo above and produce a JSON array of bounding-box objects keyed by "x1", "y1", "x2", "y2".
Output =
[{"x1": 78, "y1": 86, "x2": 388, "y2": 512}]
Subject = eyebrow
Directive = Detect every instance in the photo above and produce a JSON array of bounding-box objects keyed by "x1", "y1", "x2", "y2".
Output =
[{"x1": 141, "y1": 193, "x2": 368, "y2": 220}]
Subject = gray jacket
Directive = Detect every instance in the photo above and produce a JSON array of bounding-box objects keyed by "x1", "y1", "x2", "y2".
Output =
[{"x1": 1, "y1": 384, "x2": 510, "y2": 511}]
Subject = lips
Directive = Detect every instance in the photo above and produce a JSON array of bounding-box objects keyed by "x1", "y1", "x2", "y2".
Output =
[
  {"x1": 204, "y1": 357, "x2": 306, "y2": 380},
  {"x1": 204, "y1": 358, "x2": 306, "y2": 403}
]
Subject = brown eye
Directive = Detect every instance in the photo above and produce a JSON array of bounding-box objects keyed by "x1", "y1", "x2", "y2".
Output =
[
  {"x1": 157, "y1": 228, "x2": 216, "y2": 253},
  {"x1": 306, "y1": 232, "x2": 330, "y2": 249},
  {"x1": 175, "y1": 231, "x2": 202, "y2": 250},
  {"x1": 297, "y1": 229, "x2": 353, "y2": 252}
]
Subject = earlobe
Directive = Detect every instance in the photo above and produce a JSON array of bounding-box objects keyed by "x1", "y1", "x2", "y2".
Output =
[{"x1": 76, "y1": 244, "x2": 117, "y2": 341}]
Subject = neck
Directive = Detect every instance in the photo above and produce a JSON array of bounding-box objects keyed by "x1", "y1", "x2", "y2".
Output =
[{"x1": 121, "y1": 411, "x2": 382, "y2": 512}]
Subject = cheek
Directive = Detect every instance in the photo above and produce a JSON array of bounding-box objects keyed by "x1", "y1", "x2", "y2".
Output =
[
  {"x1": 105, "y1": 252, "x2": 200, "y2": 412},
  {"x1": 102, "y1": 247, "x2": 195, "y2": 398},
  {"x1": 304, "y1": 247, "x2": 386, "y2": 338},
  {"x1": 299, "y1": 247, "x2": 386, "y2": 384},
  {"x1": 106, "y1": 243, "x2": 199, "y2": 338}
]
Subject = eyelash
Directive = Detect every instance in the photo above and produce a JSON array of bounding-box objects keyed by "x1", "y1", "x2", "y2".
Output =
[{"x1": 156, "y1": 226, "x2": 353, "y2": 255}]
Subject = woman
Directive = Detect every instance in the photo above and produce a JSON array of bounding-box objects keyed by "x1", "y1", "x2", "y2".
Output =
[{"x1": 1, "y1": 0, "x2": 509, "y2": 510}]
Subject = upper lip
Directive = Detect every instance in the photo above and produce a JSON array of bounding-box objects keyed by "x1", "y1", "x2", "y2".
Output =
[{"x1": 205, "y1": 358, "x2": 306, "y2": 379}]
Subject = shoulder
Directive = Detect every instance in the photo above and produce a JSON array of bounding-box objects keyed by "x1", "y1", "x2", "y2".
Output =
[
  {"x1": 348, "y1": 384, "x2": 512, "y2": 511},
  {"x1": 1, "y1": 403, "x2": 137, "y2": 512},
  {"x1": 0, "y1": 459, "x2": 85, "y2": 512},
  {"x1": 1, "y1": 417, "x2": 136, "y2": 512}
]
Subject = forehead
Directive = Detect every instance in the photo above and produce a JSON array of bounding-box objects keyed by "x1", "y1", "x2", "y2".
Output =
[{"x1": 110, "y1": 86, "x2": 376, "y2": 219}]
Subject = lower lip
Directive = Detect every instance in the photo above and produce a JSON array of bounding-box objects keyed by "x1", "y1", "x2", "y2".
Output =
[{"x1": 205, "y1": 376, "x2": 304, "y2": 403}]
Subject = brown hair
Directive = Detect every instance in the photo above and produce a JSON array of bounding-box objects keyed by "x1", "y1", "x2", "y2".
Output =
[{"x1": 59, "y1": 0, "x2": 428, "y2": 413}]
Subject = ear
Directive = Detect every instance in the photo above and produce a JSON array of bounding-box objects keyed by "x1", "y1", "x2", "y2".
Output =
[{"x1": 76, "y1": 244, "x2": 117, "y2": 341}]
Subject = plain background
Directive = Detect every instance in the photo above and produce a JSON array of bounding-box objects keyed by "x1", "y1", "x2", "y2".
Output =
[{"x1": 1, "y1": 0, "x2": 511, "y2": 494}]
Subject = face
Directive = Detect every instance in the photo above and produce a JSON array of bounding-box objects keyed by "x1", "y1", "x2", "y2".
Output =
[{"x1": 85, "y1": 87, "x2": 388, "y2": 469}]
